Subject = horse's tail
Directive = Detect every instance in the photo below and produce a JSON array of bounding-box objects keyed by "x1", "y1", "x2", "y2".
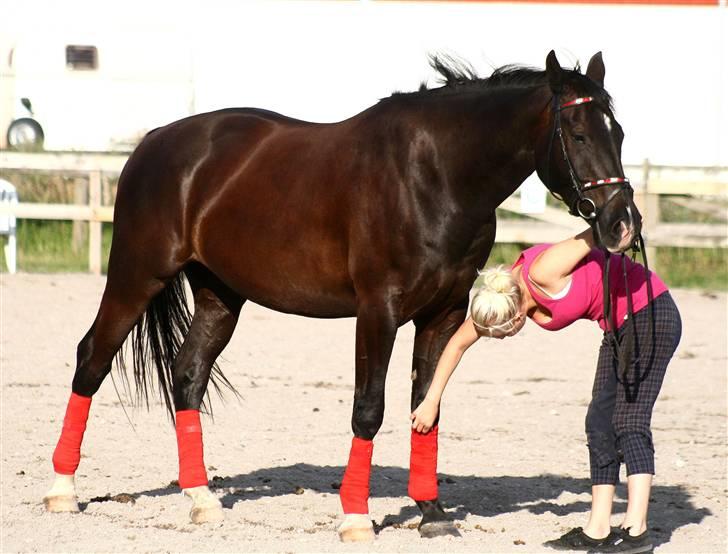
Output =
[{"x1": 116, "y1": 273, "x2": 236, "y2": 420}]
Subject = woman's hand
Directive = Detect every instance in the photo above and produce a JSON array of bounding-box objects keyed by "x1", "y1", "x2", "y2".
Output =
[
  {"x1": 411, "y1": 397, "x2": 439, "y2": 433},
  {"x1": 408, "y1": 317, "x2": 479, "y2": 434}
]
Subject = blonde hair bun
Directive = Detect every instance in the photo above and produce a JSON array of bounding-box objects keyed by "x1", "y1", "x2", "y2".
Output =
[
  {"x1": 480, "y1": 265, "x2": 517, "y2": 294},
  {"x1": 471, "y1": 265, "x2": 522, "y2": 334}
]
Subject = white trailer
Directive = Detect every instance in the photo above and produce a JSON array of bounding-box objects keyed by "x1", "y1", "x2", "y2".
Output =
[
  {"x1": 1, "y1": 0, "x2": 725, "y2": 167},
  {"x1": 0, "y1": 31, "x2": 194, "y2": 152}
]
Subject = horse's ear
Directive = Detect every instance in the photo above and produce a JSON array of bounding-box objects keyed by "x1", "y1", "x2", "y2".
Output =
[
  {"x1": 545, "y1": 50, "x2": 563, "y2": 94},
  {"x1": 586, "y1": 51, "x2": 605, "y2": 87}
]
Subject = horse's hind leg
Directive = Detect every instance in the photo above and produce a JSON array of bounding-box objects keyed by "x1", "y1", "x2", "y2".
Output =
[
  {"x1": 409, "y1": 299, "x2": 468, "y2": 538},
  {"x1": 44, "y1": 274, "x2": 168, "y2": 512},
  {"x1": 172, "y1": 264, "x2": 244, "y2": 524}
]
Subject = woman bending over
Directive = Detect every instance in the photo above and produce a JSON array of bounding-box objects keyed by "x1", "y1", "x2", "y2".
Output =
[{"x1": 411, "y1": 228, "x2": 681, "y2": 553}]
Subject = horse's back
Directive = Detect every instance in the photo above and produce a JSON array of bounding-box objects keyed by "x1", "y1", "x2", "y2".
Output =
[
  {"x1": 110, "y1": 103, "x2": 486, "y2": 320},
  {"x1": 112, "y1": 108, "x2": 360, "y2": 315}
]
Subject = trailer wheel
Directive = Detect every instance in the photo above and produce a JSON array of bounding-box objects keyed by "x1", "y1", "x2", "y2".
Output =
[{"x1": 7, "y1": 118, "x2": 44, "y2": 151}]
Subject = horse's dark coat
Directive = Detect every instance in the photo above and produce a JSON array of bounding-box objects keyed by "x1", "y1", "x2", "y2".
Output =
[{"x1": 69, "y1": 51, "x2": 639, "y2": 528}]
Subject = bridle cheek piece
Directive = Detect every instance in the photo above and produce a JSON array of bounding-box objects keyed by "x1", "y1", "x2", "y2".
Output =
[
  {"x1": 548, "y1": 95, "x2": 632, "y2": 223},
  {"x1": 549, "y1": 95, "x2": 655, "y2": 404}
]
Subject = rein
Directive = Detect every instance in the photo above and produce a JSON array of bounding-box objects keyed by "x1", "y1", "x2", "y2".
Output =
[
  {"x1": 546, "y1": 94, "x2": 655, "y2": 402},
  {"x1": 602, "y1": 235, "x2": 655, "y2": 403}
]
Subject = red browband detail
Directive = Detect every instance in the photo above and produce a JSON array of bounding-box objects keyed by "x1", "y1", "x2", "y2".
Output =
[
  {"x1": 560, "y1": 96, "x2": 594, "y2": 109},
  {"x1": 583, "y1": 177, "x2": 630, "y2": 188}
]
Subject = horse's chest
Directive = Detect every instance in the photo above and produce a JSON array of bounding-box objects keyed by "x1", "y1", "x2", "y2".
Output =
[{"x1": 403, "y1": 218, "x2": 496, "y2": 315}]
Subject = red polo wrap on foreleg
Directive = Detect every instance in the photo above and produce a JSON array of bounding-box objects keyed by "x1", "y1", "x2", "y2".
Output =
[
  {"x1": 408, "y1": 425, "x2": 439, "y2": 501},
  {"x1": 175, "y1": 410, "x2": 209, "y2": 489},
  {"x1": 340, "y1": 437, "x2": 374, "y2": 514},
  {"x1": 52, "y1": 392, "x2": 92, "y2": 474}
]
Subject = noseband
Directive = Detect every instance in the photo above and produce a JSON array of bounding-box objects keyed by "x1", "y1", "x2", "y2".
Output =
[{"x1": 547, "y1": 94, "x2": 632, "y2": 222}]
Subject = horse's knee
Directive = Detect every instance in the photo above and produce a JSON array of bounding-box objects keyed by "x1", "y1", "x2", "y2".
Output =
[
  {"x1": 71, "y1": 334, "x2": 111, "y2": 396},
  {"x1": 172, "y1": 367, "x2": 209, "y2": 410},
  {"x1": 72, "y1": 362, "x2": 110, "y2": 396},
  {"x1": 351, "y1": 399, "x2": 384, "y2": 440}
]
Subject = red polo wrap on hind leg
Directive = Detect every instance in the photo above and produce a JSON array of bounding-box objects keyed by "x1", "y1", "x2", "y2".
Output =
[
  {"x1": 175, "y1": 410, "x2": 209, "y2": 489},
  {"x1": 408, "y1": 425, "x2": 439, "y2": 501},
  {"x1": 340, "y1": 437, "x2": 374, "y2": 514},
  {"x1": 52, "y1": 392, "x2": 92, "y2": 475}
]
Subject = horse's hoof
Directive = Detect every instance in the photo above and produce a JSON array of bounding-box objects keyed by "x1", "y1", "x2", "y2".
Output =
[
  {"x1": 418, "y1": 520, "x2": 461, "y2": 538},
  {"x1": 338, "y1": 514, "x2": 375, "y2": 542},
  {"x1": 43, "y1": 495, "x2": 80, "y2": 513},
  {"x1": 183, "y1": 485, "x2": 224, "y2": 524},
  {"x1": 338, "y1": 525, "x2": 375, "y2": 542},
  {"x1": 190, "y1": 504, "x2": 224, "y2": 524}
]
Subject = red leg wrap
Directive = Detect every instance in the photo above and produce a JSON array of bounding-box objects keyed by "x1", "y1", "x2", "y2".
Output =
[
  {"x1": 175, "y1": 410, "x2": 209, "y2": 489},
  {"x1": 52, "y1": 393, "x2": 92, "y2": 475},
  {"x1": 340, "y1": 437, "x2": 373, "y2": 514},
  {"x1": 408, "y1": 425, "x2": 439, "y2": 501}
]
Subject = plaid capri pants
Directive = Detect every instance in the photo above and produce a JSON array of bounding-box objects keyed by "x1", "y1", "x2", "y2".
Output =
[{"x1": 586, "y1": 291, "x2": 682, "y2": 485}]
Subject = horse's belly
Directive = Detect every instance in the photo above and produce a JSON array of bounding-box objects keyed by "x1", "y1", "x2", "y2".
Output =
[
  {"x1": 240, "y1": 264, "x2": 357, "y2": 319},
  {"x1": 196, "y1": 223, "x2": 356, "y2": 318}
]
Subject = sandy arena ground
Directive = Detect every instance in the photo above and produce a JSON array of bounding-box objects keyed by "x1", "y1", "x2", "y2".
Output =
[{"x1": 1, "y1": 273, "x2": 726, "y2": 553}]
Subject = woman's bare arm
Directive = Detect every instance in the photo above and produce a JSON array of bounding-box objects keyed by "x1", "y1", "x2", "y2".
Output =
[
  {"x1": 528, "y1": 228, "x2": 596, "y2": 294},
  {"x1": 410, "y1": 317, "x2": 480, "y2": 433}
]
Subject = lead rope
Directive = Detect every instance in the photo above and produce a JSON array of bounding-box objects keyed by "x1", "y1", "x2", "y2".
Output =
[{"x1": 602, "y1": 234, "x2": 656, "y2": 403}]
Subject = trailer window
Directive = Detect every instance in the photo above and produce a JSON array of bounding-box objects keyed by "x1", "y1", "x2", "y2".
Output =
[{"x1": 66, "y1": 45, "x2": 98, "y2": 70}]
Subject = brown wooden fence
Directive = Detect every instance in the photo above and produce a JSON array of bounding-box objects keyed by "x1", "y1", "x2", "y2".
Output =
[{"x1": 0, "y1": 151, "x2": 725, "y2": 274}]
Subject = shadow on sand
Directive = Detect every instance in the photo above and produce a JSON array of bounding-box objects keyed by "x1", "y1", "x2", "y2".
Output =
[{"x1": 111, "y1": 463, "x2": 712, "y2": 547}]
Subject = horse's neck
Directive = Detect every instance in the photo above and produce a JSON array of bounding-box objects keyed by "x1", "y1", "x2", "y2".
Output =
[{"x1": 435, "y1": 87, "x2": 550, "y2": 208}]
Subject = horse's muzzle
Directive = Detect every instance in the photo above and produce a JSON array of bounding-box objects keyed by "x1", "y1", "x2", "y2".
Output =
[{"x1": 598, "y1": 206, "x2": 641, "y2": 253}]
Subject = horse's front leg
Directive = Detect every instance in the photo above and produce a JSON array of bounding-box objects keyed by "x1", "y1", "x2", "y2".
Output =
[
  {"x1": 171, "y1": 279, "x2": 243, "y2": 524},
  {"x1": 409, "y1": 299, "x2": 468, "y2": 538},
  {"x1": 338, "y1": 295, "x2": 399, "y2": 542}
]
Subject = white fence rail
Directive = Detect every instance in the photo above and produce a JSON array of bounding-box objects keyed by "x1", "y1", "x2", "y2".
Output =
[{"x1": 0, "y1": 151, "x2": 726, "y2": 275}]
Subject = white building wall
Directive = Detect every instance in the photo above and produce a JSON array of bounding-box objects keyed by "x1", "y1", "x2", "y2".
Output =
[{"x1": 1, "y1": 0, "x2": 726, "y2": 166}]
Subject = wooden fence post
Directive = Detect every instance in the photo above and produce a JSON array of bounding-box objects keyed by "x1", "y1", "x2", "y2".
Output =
[
  {"x1": 72, "y1": 176, "x2": 88, "y2": 253},
  {"x1": 88, "y1": 170, "x2": 102, "y2": 275},
  {"x1": 635, "y1": 158, "x2": 659, "y2": 271}
]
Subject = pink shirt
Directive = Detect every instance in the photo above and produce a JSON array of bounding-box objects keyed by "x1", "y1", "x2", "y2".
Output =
[{"x1": 513, "y1": 244, "x2": 668, "y2": 331}]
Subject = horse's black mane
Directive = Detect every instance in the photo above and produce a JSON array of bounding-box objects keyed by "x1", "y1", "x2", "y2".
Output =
[{"x1": 388, "y1": 54, "x2": 612, "y2": 107}]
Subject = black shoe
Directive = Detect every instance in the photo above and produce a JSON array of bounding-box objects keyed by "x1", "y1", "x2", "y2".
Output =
[
  {"x1": 588, "y1": 528, "x2": 653, "y2": 554},
  {"x1": 544, "y1": 527, "x2": 619, "y2": 551}
]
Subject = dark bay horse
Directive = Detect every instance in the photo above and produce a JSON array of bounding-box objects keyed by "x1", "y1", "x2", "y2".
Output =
[{"x1": 44, "y1": 51, "x2": 640, "y2": 540}]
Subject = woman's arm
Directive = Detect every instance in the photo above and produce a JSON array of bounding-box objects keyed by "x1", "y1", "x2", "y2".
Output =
[
  {"x1": 410, "y1": 317, "x2": 480, "y2": 433},
  {"x1": 528, "y1": 228, "x2": 596, "y2": 294}
]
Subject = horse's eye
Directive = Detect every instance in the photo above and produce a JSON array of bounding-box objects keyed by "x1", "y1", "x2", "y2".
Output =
[{"x1": 573, "y1": 134, "x2": 586, "y2": 144}]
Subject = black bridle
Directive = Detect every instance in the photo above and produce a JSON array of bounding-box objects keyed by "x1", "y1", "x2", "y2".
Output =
[
  {"x1": 546, "y1": 93, "x2": 655, "y2": 403},
  {"x1": 546, "y1": 94, "x2": 632, "y2": 226}
]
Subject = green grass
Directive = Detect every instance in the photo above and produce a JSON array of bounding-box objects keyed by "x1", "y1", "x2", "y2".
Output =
[
  {"x1": 1, "y1": 224, "x2": 725, "y2": 290},
  {"x1": 655, "y1": 247, "x2": 727, "y2": 290},
  {"x1": 0, "y1": 171, "x2": 725, "y2": 290},
  {"x1": 474, "y1": 243, "x2": 727, "y2": 291},
  {"x1": 1, "y1": 221, "x2": 113, "y2": 273}
]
